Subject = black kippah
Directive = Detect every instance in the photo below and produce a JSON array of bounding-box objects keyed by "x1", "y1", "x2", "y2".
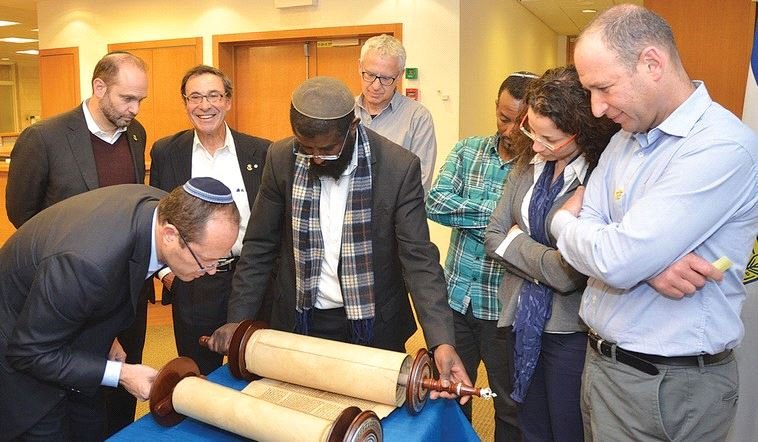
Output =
[{"x1": 182, "y1": 177, "x2": 234, "y2": 204}]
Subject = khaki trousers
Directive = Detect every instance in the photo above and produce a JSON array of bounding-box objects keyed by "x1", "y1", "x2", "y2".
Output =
[{"x1": 581, "y1": 345, "x2": 738, "y2": 441}]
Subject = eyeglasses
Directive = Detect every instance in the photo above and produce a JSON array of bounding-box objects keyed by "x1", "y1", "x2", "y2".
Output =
[
  {"x1": 292, "y1": 129, "x2": 350, "y2": 161},
  {"x1": 519, "y1": 114, "x2": 577, "y2": 152},
  {"x1": 175, "y1": 227, "x2": 235, "y2": 272},
  {"x1": 183, "y1": 91, "x2": 228, "y2": 105},
  {"x1": 361, "y1": 71, "x2": 397, "y2": 87}
]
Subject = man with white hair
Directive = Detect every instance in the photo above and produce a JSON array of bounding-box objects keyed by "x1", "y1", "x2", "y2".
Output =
[{"x1": 355, "y1": 34, "x2": 437, "y2": 194}]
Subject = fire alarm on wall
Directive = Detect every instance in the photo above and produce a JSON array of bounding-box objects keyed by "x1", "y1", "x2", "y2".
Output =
[{"x1": 405, "y1": 88, "x2": 418, "y2": 100}]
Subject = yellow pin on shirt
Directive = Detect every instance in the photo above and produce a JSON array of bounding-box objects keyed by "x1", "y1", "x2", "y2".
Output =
[{"x1": 614, "y1": 189, "x2": 624, "y2": 200}]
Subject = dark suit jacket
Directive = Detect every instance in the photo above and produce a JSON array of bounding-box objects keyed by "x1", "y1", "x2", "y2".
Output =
[
  {"x1": 6, "y1": 104, "x2": 146, "y2": 228},
  {"x1": 0, "y1": 185, "x2": 165, "y2": 439},
  {"x1": 227, "y1": 126, "x2": 454, "y2": 349},
  {"x1": 149, "y1": 128, "x2": 270, "y2": 304}
]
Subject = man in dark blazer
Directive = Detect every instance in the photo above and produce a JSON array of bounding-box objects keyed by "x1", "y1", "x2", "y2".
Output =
[
  {"x1": 150, "y1": 65, "x2": 270, "y2": 375},
  {"x1": 0, "y1": 179, "x2": 240, "y2": 441},
  {"x1": 5, "y1": 51, "x2": 151, "y2": 435},
  {"x1": 208, "y1": 77, "x2": 471, "y2": 398}
]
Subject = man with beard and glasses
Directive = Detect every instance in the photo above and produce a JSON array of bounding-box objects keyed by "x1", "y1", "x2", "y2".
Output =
[
  {"x1": 6, "y1": 51, "x2": 150, "y2": 436},
  {"x1": 207, "y1": 77, "x2": 472, "y2": 404}
]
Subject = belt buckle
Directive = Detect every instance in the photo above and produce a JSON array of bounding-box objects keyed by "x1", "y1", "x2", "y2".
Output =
[{"x1": 595, "y1": 336, "x2": 604, "y2": 354}]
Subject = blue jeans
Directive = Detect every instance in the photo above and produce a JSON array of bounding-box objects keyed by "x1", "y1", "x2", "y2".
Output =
[{"x1": 517, "y1": 331, "x2": 586, "y2": 442}]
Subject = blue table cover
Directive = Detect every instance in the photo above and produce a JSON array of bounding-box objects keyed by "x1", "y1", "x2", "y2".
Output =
[{"x1": 110, "y1": 364, "x2": 480, "y2": 441}]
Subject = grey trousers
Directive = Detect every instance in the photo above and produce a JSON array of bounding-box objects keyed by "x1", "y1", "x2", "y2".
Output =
[{"x1": 581, "y1": 346, "x2": 738, "y2": 441}]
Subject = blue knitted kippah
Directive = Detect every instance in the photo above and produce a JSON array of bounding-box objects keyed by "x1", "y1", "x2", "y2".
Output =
[{"x1": 182, "y1": 177, "x2": 234, "y2": 204}]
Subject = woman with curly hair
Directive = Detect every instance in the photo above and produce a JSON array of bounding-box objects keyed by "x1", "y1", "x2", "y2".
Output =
[{"x1": 484, "y1": 65, "x2": 619, "y2": 441}]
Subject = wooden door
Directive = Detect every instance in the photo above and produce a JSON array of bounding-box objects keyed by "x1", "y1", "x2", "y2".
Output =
[
  {"x1": 234, "y1": 43, "x2": 309, "y2": 141},
  {"x1": 312, "y1": 38, "x2": 363, "y2": 96},
  {"x1": 232, "y1": 40, "x2": 365, "y2": 141},
  {"x1": 39, "y1": 47, "x2": 80, "y2": 119},
  {"x1": 646, "y1": 0, "x2": 755, "y2": 117},
  {"x1": 109, "y1": 38, "x2": 202, "y2": 168},
  {"x1": 215, "y1": 24, "x2": 401, "y2": 142}
]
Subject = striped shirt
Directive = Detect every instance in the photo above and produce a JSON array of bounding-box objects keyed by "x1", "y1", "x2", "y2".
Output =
[{"x1": 426, "y1": 134, "x2": 513, "y2": 320}]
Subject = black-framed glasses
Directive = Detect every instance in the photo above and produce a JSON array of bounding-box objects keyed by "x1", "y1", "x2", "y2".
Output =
[
  {"x1": 183, "y1": 91, "x2": 228, "y2": 105},
  {"x1": 519, "y1": 114, "x2": 577, "y2": 152},
  {"x1": 292, "y1": 128, "x2": 350, "y2": 161},
  {"x1": 361, "y1": 71, "x2": 397, "y2": 87},
  {"x1": 176, "y1": 228, "x2": 235, "y2": 272}
]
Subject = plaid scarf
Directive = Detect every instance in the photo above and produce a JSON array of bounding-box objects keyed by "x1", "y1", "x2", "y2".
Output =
[{"x1": 292, "y1": 125, "x2": 375, "y2": 344}]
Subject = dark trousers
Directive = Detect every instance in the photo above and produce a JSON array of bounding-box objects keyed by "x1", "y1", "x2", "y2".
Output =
[
  {"x1": 310, "y1": 306, "x2": 405, "y2": 352},
  {"x1": 15, "y1": 391, "x2": 106, "y2": 441},
  {"x1": 517, "y1": 332, "x2": 586, "y2": 442},
  {"x1": 104, "y1": 280, "x2": 151, "y2": 437},
  {"x1": 453, "y1": 308, "x2": 521, "y2": 442},
  {"x1": 171, "y1": 267, "x2": 235, "y2": 375}
]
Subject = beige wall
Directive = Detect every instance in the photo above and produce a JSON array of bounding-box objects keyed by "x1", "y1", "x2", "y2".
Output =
[
  {"x1": 37, "y1": 0, "x2": 462, "y2": 156},
  {"x1": 431, "y1": 0, "x2": 559, "y2": 260},
  {"x1": 16, "y1": 60, "x2": 40, "y2": 131}
]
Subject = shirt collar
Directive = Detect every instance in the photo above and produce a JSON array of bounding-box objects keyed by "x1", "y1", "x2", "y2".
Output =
[
  {"x1": 82, "y1": 100, "x2": 128, "y2": 139},
  {"x1": 192, "y1": 123, "x2": 235, "y2": 156},
  {"x1": 634, "y1": 81, "x2": 711, "y2": 147},
  {"x1": 530, "y1": 153, "x2": 589, "y2": 183},
  {"x1": 356, "y1": 91, "x2": 398, "y2": 115},
  {"x1": 147, "y1": 208, "x2": 164, "y2": 279},
  {"x1": 487, "y1": 133, "x2": 517, "y2": 165}
]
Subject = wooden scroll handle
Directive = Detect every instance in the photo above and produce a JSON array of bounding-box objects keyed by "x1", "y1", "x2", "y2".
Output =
[
  {"x1": 149, "y1": 357, "x2": 204, "y2": 427},
  {"x1": 405, "y1": 348, "x2": 497, "y2": 415},
  {"x1": 421, "y1": 378, "x2": 496, "y2": 399},
  {"x1": 328, "y1": 406, "x2": 383, "y2": 442},
  {"x1": 198, "y1": 320, "x2": 269, "y2": 381}
]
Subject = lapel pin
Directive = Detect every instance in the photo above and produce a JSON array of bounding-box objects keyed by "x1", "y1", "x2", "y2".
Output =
[{"x1": 132, "y1": 134, "x2": 138, "y2": 141}]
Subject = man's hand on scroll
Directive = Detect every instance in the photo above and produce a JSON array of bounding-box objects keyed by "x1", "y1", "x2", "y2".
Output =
[
  {"x1": 120, "y1": 363, "x2": 158, "y2": 401},
  {"x1": 207, "y1": 322, "x2": 240, "y2": 355},
  {"x1": 432, "y1": 344, "x2": 472, "y2": 405},
  {"x1": 648, "y1": 252, "x2": 723, "y2": 299}
]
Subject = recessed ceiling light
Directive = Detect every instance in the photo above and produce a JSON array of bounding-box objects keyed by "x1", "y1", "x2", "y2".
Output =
[
  {"x1": 0, "y1": 57, "x2": 9, "y2": 61},
  {"x1": 31, "y1": 28, "x2": 39, "y2": 32},
  {"x1": 582, "y1": 9, "x2": 597, "y2": 13},
  {"x1": 0, "y1": 37, "x2": 39, "y2": 43},
  {"x1": 0, "y1": 20, "x2": 21, "y2": 27},
  {"x1": 16, "y1": 49, "x2": 39, "y2": 55}
]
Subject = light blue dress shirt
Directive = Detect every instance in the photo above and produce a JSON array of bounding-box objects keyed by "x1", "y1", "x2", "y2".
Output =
[{"x1": 552, "y1": 82, "x2": 758, "y2": 356}]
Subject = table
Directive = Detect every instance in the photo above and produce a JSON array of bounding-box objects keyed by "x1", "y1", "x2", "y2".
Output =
[{"x1": 110, "y1": 364, "x2": 480, "y2": 441}]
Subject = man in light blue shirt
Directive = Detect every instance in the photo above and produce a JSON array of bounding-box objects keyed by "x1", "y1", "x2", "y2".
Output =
[{"x1": 551, "y1": 5, "x2": 758, "y2": 441}]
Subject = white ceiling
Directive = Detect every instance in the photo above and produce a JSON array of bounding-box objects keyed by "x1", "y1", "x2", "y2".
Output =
[
  {"x1": 518, "y1": 0, "x2": 643, "y2": 36},
  {"x1": 0, "y1": 0, "x2": 38, "y2": 64},
  {"x1": 0, "y1": 0, "x2": 644, "y2": 65}
]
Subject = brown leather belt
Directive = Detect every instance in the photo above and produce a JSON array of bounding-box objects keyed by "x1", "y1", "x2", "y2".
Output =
[{"x1": 588, "y1": 332, "x2": 732, "y2": 376}]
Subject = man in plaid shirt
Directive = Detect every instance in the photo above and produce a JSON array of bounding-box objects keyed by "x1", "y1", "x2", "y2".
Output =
[{"x1": 426, "y1": 72, "x2": 536, "y2": 442}]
